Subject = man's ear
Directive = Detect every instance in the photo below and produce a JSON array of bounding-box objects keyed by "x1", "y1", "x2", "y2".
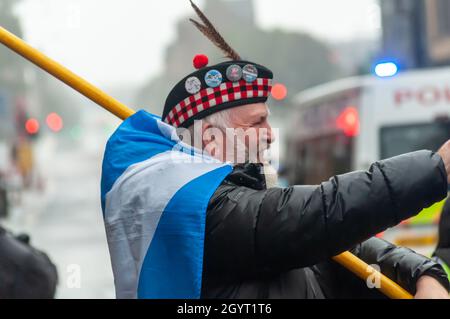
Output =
[
  {"x1": 201, "y1": 121, "x2": 214, "y2": 148},
  {"x1": 202, "y1": 123, "x2": 225, "y2": 161}
]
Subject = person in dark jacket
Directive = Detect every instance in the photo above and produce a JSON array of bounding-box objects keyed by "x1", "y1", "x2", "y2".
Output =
[
  {"x1": 0, "y1": 225, "x2": 58, "y2": 298},
  {"x1": 202, "y1": 155, "x2": 449, "y2": 298},
  {"x1": 158, "y1": 1, "x2": 450, "y2": 299}
]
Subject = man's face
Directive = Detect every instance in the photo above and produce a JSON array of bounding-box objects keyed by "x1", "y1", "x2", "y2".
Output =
[{"x1": 201, "y1": 103, "x2": 275, "y2": 164}]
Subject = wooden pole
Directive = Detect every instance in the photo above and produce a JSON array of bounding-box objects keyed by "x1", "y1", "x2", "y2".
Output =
[
  {"x1": 333, "y1": 251, "x2": 413, "y2": 299},
  {"x1": 0, "y1": 26, "x2": 135, "y2": 120},
  {"x1": 0, "y1": 25, "x2": 414, "y2": 299}
]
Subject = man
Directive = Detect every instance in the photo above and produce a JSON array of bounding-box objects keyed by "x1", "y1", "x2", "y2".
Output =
[
  {"x1": 193, "y1": 101, "x2": 450, "y2": 299},
  {"x1": 100, "y1": 1, "x2": 449, "y2": 298}
]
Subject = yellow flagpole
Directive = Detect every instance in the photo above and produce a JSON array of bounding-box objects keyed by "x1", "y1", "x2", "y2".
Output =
[
  {"x1": 0, "y1": 25, "x2": 413, "y2": 299},
  {"x1": 333, "y1": 251, "x2": 413, "y2": 299},
  {"x1": 0, "y1": 26, "x2": 134, "y2": 120}
]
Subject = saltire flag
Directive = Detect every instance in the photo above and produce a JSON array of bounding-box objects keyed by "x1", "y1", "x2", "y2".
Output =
[{"x1": 100, "y1": 110, "x2": 232, "y2": 299}]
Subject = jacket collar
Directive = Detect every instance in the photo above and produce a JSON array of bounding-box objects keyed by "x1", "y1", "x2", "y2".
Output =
[{"x1": 225, "y1": 163, "x2": 266, "y2": 190}]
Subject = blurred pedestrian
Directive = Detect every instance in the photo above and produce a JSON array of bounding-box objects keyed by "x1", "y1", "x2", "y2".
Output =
[
  {"x1": 12, "y1": 137, "x2": 34, "y2": 189},
  {"x1": 0, "y1": 225, "x2": 58, "y2": 298}
]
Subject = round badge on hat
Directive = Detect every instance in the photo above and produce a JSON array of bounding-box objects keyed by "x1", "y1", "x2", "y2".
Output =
[
  {"x1": 226, "y1": 64, "x2": 243, "y2": 82},
  {"x1": 243, "y1": 64, "x2": 258, "y2": 83},
  {"x1": 204, "y1": 69, "x2": 223, "y2": 88},
  {"x1": 185, "y1": 76, "x2": 202, "y2": 94}
]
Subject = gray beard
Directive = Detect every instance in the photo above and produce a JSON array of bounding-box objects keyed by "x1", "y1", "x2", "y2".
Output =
[{"x1": 262, "y1": 162, "x2": 279, "y2": 188}]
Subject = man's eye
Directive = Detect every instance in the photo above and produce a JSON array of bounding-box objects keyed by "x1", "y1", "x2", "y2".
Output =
[{"x1": 255, "y1": 117, "x2": 266, "y2": 125}]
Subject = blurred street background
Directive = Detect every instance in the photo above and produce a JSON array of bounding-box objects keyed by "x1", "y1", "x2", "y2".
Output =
[{"x1": 1, "y1": 0, "x2": 450, "y2": 298}]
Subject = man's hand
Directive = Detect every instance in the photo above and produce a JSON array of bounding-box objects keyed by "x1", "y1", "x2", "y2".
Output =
[
  {"x1": 438, "y1": 140, "x2": 450, "y2": 184},
  {"x1": 414, "y1": 275, "x2": 449, "y2": 299}
]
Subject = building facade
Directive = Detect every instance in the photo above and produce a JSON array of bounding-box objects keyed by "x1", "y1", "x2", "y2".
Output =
[{"x1": 380, "y1": 0, "x2": 450, "y2": 69}]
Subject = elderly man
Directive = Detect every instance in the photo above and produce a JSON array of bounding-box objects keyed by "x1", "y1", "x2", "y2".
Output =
[
  {"x1": 100, "y1": 1, "x2": 450, "y2": 299},
  {"x1": 183, "y1": 98, "x2": 450, "y2": 299}
]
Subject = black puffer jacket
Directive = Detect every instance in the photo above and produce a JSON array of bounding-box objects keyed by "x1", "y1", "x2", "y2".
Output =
[{"x1": 201, "y1": 150, "x2": 450, "y2": 298}]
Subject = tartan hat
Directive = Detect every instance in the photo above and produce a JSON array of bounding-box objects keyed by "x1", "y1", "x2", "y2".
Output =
[
  {"x1": 161, "y1": 1, "x2": 274, "y2": 128},
  {"x1": 162, "y1": 59, "x2": 273, "y2": 128}
]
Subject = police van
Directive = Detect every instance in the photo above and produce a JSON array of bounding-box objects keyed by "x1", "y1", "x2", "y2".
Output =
[{"x1": 286, "y1": 66, "x2": 450, "y2": 250}]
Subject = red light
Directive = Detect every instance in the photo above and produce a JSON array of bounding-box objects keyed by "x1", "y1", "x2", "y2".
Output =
[
  {"x1": 46, "y1": 113, "x2": 63, "y2": 132},
  {"x1": 376, "y1": 231, "x2": 385, "y2": 239},
  {"x1": 336, "y1": 107, "x2": 359, "y2": 137},
  {"x1": 271, "y1": 83, "x2": 288, "y2": 100},
  {"x1": 25, "y1": 118, "x2": 40, "y2": 135}
]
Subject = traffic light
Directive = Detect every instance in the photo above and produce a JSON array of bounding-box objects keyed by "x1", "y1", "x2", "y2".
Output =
[
  {"x1": 46, "y1": 113, "x2": 63, "y2": 132},
  {"x1": 25, "y1": 118, "x2": 40, "y2": 135},
  {"x1": 271, "y1": 83, "x2": 288, "y2": 100}
]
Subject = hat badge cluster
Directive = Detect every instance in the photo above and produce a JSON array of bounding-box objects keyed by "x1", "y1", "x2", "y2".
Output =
[{"x1": 184, "y1": 54, "x2": 259, "y2": 95}]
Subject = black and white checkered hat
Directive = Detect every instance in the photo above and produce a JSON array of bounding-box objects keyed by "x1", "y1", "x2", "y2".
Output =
[
  {"x1": 162, "y1": 58, "x2": 273, "y2": 128},
  {"x1": 162, "y1": 1, "x2": 274, "y2": 128}
]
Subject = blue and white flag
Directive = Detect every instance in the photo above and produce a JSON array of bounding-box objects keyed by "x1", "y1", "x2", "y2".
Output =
[{"x1": 101, "y1": 110, "x2": 232, "y2": 299}]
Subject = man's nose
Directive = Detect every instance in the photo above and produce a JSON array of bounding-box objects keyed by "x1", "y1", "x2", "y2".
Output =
[{"x1": 264, "y1": 123, "x2": 275, "y2": 145}]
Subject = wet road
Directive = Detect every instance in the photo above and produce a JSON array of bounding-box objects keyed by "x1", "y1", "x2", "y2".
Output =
[{"x1": 4, "y1": 116, "x2": 116, "y2": 298}]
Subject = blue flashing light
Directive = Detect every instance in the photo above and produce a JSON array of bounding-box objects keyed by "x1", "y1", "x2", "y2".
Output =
[{"x1": 374, "y1": 62, "x2": 398, "y2": 77}]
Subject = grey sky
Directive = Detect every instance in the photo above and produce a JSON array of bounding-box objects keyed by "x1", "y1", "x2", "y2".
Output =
[{"x1": 15, "y1": 0, "x2": 381, "y2": 87}]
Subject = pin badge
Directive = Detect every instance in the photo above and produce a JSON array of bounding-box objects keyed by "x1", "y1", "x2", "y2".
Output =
[
  {"x1": 185, "y1": 76, "x2": 202, "y2": 94},
  {"x1": 204, "y1": 69, "x2": 223, "y2": 88},
  {"x1": 243, "y1": 64, "x2": 258, "y2": 83},
  {"x1": 226, "y1": 64, "x2": 243, "y2": 82}
]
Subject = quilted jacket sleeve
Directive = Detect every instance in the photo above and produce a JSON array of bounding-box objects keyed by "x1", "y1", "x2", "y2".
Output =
[{"x1": 204, "y1": 151, "x2": 448, "y2": 279}]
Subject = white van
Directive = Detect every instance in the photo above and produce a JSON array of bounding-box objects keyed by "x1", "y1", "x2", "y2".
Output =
[{"x1": 286, "y1": 66, "x2": 450, "y2": 249}]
